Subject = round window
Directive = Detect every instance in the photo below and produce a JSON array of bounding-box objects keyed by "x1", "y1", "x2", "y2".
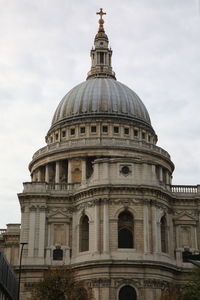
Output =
[{"x1": 121, "y1": 166, "x2": 130, "y2": 175}]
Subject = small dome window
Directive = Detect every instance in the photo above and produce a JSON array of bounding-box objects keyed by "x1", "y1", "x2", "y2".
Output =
[
  {"x1": 91, "y1": 126, "x2": 96, "y2": 133},
  {"x1": 114, "y1": 126, "x2": 119, "y2": 134},
  {"x1": 80, "y1": 127, "x2": 85, "y2": 134},
  {"x1": 142, "y1": 132, "x2": 146, "y2": 139},
  {"x1": 102, "y1": 125, "x2": 108, "y2": 133},
  {"x1": 134, "y1": 130, "x2": 138, "y2": 137},
  {"x1": 70, "y1": 128, "x2": 75, "y2": 135},
  {"x1": 124, "y1": 127, "x2": 129, "y2": 135}
]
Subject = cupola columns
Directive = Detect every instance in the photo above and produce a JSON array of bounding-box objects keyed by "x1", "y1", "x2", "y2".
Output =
[{"x1": 87, "y1": 9, "x2": 116, "y2": 80}]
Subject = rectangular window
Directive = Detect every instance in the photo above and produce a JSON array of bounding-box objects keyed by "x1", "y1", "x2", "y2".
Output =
[
  {"x1": 55, "y1": 133, "x2": 58, "y2": 140},
  {"x1": 148, "y1": 135, "x2": 151, "y2": 142},
  {"x1": 91, "y1": 126, "x2": 96, "y2": 133},
  {"x1": 114, "y1": 126, "x2": 119, "y2": 134},
  {"x1": 62, "y1": 131, "x2": 66, "y2": 137},
  {"x1": 100, "y1": 52, "x2": 104, "y2": 64},
  {"x1": 142, "y1": 132, "x2": 146, "y2": 139},
  {"x1": 102, "y1": 125, "x2": 108, "y2": 133},
  {"x1": 70, "y1": 128, "x2": 75, "y2": 135},
  {"x1": 134, "y1": 130, "x2": 138, "y2": 137},
  {"x1": 124, "y1": 128, "x2": 129, "y2": 135},
  {"x1": 80, "y1": 127, "x2": 85, "y2": 134}
]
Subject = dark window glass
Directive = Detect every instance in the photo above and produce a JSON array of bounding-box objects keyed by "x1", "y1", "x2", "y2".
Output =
[
  {"x1": 134, "y1": 130, "x2": 138, "y2": 137},
  {"x1": 55, "y1": 133, "x2": 58, "y2": 140},
  {"x1": 102, "y1": 125, "x2": 108, "y2": 133},
  {"x1": 70, "y1": 128, "x2": 75, "y2": 135},
  {"x1": 62, "y1": 131, "x2": 66, "y2": 137},
  {"x1": 114, "y1": 126, "x2": 119, "y2": 134},
  {"x1": 121, "y1": 166, "x2": 130, "y2": 175},
  {"x1": 91, "y1": 126, "x2": 96, "y2": 133},
  {"x1": 53, "y1": 248, "x2": 63, "y2": 260},
  {"x1": 142, "y1": 132, "x2": 146, "y2": 139},
  {"x1": 148, "y1": 135, "x2": 151, "y2": 142},
  {"x1": 182, "y1": 251, "x2": 192, "y2": 263},
  {"x1": 118, "y1": 211, "x2": 134, "y2": 248},
  {"x1": 119, "y1": 285, "x2": 137, "y2": 300},
  {"x1": 100, "y1": 52, "x2": 104, "y2": 64},
  {"x1": 80, "y1": 127, "x2": 85, "y2": 134},
  {"x1": 80, "y1": 215, "x2": 89, "y2": 252},
  {"x1": 124, "y1": 128, "x2": 129, "y2": 135}
]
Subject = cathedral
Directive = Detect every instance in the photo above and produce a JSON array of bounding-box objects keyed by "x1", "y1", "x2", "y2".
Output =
[{"x1": 1, "y1": 9, "x2": 200, "y2": 300}]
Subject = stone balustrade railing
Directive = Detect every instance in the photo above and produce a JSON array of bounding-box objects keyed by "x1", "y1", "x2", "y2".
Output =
[
  {"x1": 0, "y1": 229, "x2": 6, "y2": 235},
  {"x1": 32, "y1": 138, "x2": 170, "y2": 161},
  {"x1": 23, "y1": 182, "x2": 81, "y2": 193},
  {"x1": 23, "y1": 182, "x2": 200, "y2": 195},
  {"x1": 171, "y1": 185, "x2": 200, "y2": 194}
]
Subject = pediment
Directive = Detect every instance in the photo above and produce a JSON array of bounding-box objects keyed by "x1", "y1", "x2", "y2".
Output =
[
  {"x1": 174, "y1": 211, "x2": 197, "y2": 221},
  {"x1": 48, "y1": 210, "x2": 68, "y2": 219},
  {"x1": 178, "y1": 215, "x2": 195, "y2": 221}
]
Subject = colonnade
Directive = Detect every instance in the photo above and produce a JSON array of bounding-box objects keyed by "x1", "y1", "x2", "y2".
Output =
[{"x1": 32, "y1": 159, "x2": 88, "y2": 184}]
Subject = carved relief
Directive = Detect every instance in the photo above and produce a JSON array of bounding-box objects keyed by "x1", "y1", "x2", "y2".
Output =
[{"x1": 144, "y1": 279, "x2": 169, "y2": 289}]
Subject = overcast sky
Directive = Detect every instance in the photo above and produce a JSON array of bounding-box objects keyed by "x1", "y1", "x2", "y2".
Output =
[{"x1": 0, "y1": 0, "x2": 200, "y2": 228}]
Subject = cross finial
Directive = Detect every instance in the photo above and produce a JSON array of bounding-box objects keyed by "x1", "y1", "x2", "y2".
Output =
[
  {"x1": 96, "y1": 8, "x2": 106, "y2": 32},
  {"x1": 96, "y1": 8, "x2": 106, "y2": 20}
]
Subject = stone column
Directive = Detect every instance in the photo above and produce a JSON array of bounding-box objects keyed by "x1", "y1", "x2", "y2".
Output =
[
  {"x1": 142, "y1": 163, "x2": 148, "y2": 183},
  {"x1": 38, "y1": 206, "x2": 46, "y2": 258},
  {"x1": 28, "y1": 206, "x2": 36, "y2": 257},
  {"x1": 94, "y1": 201, "x2": 100, "y2": 253},
  {"x1": 144, "y1": 204, "x2": 149, "y2": 253},
  {"x1": 55, "y1": 161, "x2": 60, "y2": 184},
  {"x1": 103, "y1": 200, "x2": 110, "y2": 253},
  {"x1": 81, "y1": 159, "x2": 87, "y2": 184},
  {"x1": 68, "y1": 160, "x2": 72, "y2": 184},
  {"x1": 103, "y1": 162, "x2": 109, "y2": 183},
  {"x1": 45, "y1": 164, "x2": 50, "y2": 183},
  {"x1": 38, "y1": 168, "x2": 42, "y2": 181},
  {"x1": 152, "y1": 206, "x2": 158, "y2": 253},
  {"x1": 159, "y1": 166, "x2": 163, "y2": 182},
  {"x1": 64, "y1": 223, "x2": 70, "y2": 264},
  {"x1": 151, "y1": 165, "x2": 156, "y2": 183}
]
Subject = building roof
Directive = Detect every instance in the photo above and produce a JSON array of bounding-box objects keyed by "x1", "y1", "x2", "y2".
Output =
[{"x1": 51, "y1": 78, "x2": 152, "y2": 129}]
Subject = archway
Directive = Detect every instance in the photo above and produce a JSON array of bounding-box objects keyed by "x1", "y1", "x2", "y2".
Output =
[{"x1": 119, "y1": 285, "x2": 137, "y2": 300}]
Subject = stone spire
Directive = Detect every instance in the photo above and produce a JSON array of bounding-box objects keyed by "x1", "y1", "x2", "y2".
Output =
[{"x1": 87, "y1": 9, "x2": 116, "y2": 80}]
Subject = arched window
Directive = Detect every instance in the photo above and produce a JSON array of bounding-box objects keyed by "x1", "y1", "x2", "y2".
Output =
[
  {"x1": 118, "y1": 211, "x2": 134, "y2": 248},
  {"x1": 119, "y1": 285, "x2": 137, "y2": 300},
  {"x1": 79, "y1": 215, "x2": 89, "y2": 252},
  {"x1": 161, "y1": 216, "x2": 168, "y2": 253}
]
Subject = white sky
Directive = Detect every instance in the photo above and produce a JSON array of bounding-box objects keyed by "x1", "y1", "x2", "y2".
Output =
[{"x1": 0, "y1": 0, "x2": 200, "y2": 228}]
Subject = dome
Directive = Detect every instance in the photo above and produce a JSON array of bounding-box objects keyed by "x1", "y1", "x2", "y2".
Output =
[{"x1": 51, "y1": 78, "x2": 152, "y2": 129}]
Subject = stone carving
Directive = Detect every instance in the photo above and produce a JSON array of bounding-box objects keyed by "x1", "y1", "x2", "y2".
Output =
[
  {"x1": 144, "y1": 279, "x2": 169, "y2": 289},
  {"x1": 114, "y1": 278, "x2": 142, "y2": 288},
  {"x1": 174, "y1": 210, "x2": 197, "y2": 217},
  {"x1": 91, "y1": 278, "x2": 111, "y2": 288}
]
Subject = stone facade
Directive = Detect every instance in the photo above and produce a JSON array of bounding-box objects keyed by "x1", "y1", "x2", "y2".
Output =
[{"x1": 0, "y1": 10, "x2": 200, "y2": 300}]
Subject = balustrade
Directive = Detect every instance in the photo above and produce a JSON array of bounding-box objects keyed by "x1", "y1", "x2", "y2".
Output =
[
  {"x1": 171, "y1": 185, "x2": 198, "y2": 194},
  {"x1": 32, "y1": 138, "x2": 171, "y2": 160}
]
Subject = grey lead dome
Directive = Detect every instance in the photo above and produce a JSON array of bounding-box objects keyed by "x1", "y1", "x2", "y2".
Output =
[{"x1": 52, "y1": 78, "x2": 152, "y2": 128}]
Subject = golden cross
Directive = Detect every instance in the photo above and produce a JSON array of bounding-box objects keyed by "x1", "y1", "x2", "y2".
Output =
[{"x1": 96, "y1": 8, "x2": 106, "y2": 20}]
